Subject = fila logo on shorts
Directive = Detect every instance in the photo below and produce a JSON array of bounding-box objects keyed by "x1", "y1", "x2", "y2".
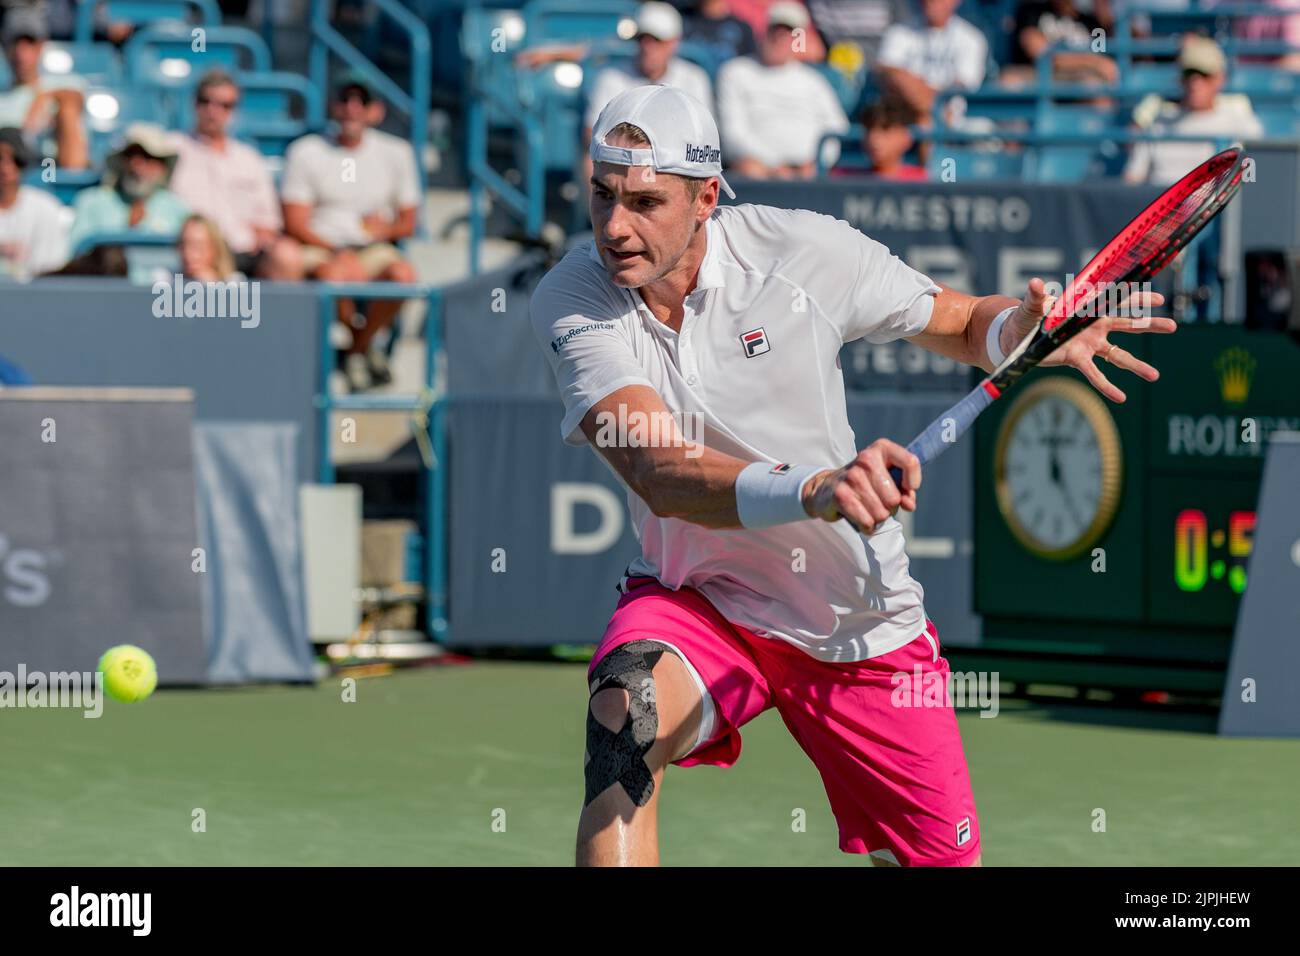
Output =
[
  {"x1": 956, "y1": 816, "x2": 972, "y2": 847},
  {"x1": 740, "y1": 327, "x2": 769, "y2": 357}
]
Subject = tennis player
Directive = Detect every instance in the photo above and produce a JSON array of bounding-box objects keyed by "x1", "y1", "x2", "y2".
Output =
[{"x1": 531, "y1": 85, "x2": 1170, "y2": 866}]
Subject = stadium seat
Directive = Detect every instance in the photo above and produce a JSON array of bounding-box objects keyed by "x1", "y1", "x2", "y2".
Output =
[
  {"x1": 1253, "y1": 100, "x2": 1300, "y2": 138},
  {"x1": 1029, "y1": 103, "x2": 1116, "y2": 181},
  {"x1": 460, "y1": 7, "x2": 530, "y2": 129},
  {"x1": 928, "y1": 147, "x2": 1024, "y2": 181},
  {"x1": 674, "y1": 39, "x2": 722, "y2": 83},
  {"x1": 123, "y1": 24, "x2": 273, "y2": 89},
  {"x1": 23, "y1": 168, "x2": 102, "y2": 206},
  {"x1": 83, "y1": 85, "x2": 178, "y2": 167},
  {"x1": 40, "y1": 43, "x2": 124, "y2": 87},
  {"x1": 518, "y1": 61, "x2": 582, "y2": 172},
  {"x1": 814, "y1": 62, "x2": 863, "y2": 118},
  {"x1": 1229, "y1": 66, "x2": 1300, "y2": 97},
  {"x1": 522, "y1": 0, "x2": 637, "y2": 46},
  {"x1": 1123, "y1": 62, "x2": 1180, "y2": 96}
]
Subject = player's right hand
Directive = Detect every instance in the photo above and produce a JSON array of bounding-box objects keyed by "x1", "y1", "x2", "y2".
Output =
[{"x1": 801, "y1": 439, "x2": 921, "y2": 534}]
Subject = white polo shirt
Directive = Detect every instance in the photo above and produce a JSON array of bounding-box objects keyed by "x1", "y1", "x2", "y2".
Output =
[{"x1": 530, "y1": 203, "x2": 940, "y2": 662}]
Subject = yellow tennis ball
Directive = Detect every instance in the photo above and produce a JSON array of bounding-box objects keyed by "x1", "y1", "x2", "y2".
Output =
[{"x1": 97, "y1": 645, "x2": 158, "y2": 703}]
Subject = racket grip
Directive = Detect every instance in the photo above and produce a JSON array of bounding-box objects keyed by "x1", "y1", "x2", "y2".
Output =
[{"x1": 889, "y1": 382, "x2": 996, "y2": 486}]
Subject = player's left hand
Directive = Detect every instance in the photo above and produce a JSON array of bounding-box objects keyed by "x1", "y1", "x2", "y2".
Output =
[{"x1": 1007, "y1": 277, "x2": 1177, "y2": 403}]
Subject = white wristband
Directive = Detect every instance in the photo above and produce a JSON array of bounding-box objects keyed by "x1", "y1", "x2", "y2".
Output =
[
  {"x1": 735, "y1": 462, "x2": 822, "y2": 529},
  {"x1": 985, "y1": 306, "x2": 1016, "y2": 368}
]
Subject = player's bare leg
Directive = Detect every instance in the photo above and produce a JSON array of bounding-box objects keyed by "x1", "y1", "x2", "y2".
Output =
[{"x1": 576, "y1": 641, "x2": 705, "y2": 866}]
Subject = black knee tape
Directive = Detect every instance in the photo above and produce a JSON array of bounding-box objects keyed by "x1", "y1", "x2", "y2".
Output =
[{"x1": 584, "y1": 640, "x2": 666, "y2": 808}]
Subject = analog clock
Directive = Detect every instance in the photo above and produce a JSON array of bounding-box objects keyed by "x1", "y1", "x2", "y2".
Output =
[{"x1": 993, "y1": 378, "x2": 1123, "y2": 561}]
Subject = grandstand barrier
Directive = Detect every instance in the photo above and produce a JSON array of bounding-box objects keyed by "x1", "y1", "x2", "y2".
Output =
[
  {"x1": 0, "y1": 386, "x2": 209, "y2": 684},
  {"x1": 0, "y1": 277, "x2": 321, "y2": 481}
]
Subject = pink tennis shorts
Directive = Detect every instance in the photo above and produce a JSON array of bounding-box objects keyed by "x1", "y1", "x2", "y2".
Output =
[{"x1": 589, "y1": 577, "x2": 981, "y2": 866}]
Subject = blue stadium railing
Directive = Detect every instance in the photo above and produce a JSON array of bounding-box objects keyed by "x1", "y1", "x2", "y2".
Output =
[
  {"x1": 462, "y1": 0, "x2": 637, "y2": 273},
  {"x1": 314, "y1": 282, "x2": 449, "y2": 640}
]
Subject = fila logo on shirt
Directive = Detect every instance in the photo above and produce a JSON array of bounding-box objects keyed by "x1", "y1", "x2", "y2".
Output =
[
  {"x1": 740, "y1": 327, "x2": 770, "y2": 357},
  {"x1": 955, "y1": 817, "x2": 972, "y2": 848}
]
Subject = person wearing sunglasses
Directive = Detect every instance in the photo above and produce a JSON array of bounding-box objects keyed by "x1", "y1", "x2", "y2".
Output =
[
  {"x1": 280, "y1": 72, "x2": 421, "y2": 391},
  {"x1": 169, "y1": 69, "x2": 301, "y2": 280}
]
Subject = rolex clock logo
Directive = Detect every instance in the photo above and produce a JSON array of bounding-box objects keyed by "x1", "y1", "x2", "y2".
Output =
[{"x1": 1214, "y1": 346, "x2": 1255, "y2": 406}]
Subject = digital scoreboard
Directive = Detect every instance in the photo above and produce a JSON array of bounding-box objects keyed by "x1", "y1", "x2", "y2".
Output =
[{"x1": 971, "y1": 327, "x2": 1300, "y2": 689}]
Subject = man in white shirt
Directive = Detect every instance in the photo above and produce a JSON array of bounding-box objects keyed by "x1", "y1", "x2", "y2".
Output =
[
  {"x1": 281, "y1": 73, "x2": 422, "y2": 390},
  {"x1": 535, "y1": 85, "x2": 1171, "y2": 866},
  {"x1": 585, "y1": 3, "x2": 714, "y2": 134},
  {"x1": 1124, "y1": 36, "x2": 1264, "y2": 185},
  {"x1": 0, "y1": 126, "x2": 68, "y2": 278},
  {"x1": 877, "y1": 0, "x2": 988, "y2": 122},
  {"x1": 715, "y1": 1, "x2": 850, "y2": 178}
]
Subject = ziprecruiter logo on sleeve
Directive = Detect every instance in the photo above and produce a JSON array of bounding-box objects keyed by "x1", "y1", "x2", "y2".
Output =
[{"x1": 551, "y1": 323, "x2": 616, "y2": 353}]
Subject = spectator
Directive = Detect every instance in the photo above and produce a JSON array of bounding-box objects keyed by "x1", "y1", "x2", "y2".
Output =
[
  {"x1": 716, "y1": 1, "x2": 849, "y2": 179},
  {"x1": 68, "y1": 123, "x2": 188, "y2": 254},
  {"x1": 178, "y1": 214, "x2": 239, "y2": 282},
  {"x1": 683, "y1": 0, "x2": 758, "y2": 61},
  {"x1": 1124, "y1": 36, "x2": 1263, "y2": 185},
  {"x1": 169, "y1": 69, "x2": 301, "y2": 280},
  {"x1": 876, "y1": 0, "x2": 988, "y2": 123},
  {"x1": 585, "y1": 2, "x2": 713, "y2": 133},
  {"x1": 1212, "y1": 0, "x2": 1300, "y2": 71},
  {"x1": 280, "y1": 72, "x2": 420, "y2": 392},
  {"x1": 724, "y1": 0, "x2": 827, "y2": 61},
  {"x1": 1002, "y1": 0, "x2": 1117, "y2": 86},
  {"x1": 807, "y1": 0, "x2": 906, "y2": 67},
  {"x1": 832, "y1": 97, "x2": 927, "y2": 179},
  {"x1": 0, "y1": 6, "x2": 87, "y2": 169},
  {"x1": 0, "y1": 126, "x2": 68, "y2": 277}
]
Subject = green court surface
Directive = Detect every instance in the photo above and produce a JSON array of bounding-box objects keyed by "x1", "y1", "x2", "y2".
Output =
[{"x1": 3, "y1": 662, "x2": 1297, "y2": 866}]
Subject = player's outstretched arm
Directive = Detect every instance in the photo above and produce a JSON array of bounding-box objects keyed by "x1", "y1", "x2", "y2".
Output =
[
  {"x1": 580, "y1": 385, "x2": 921, "y2": 534},
  {"x1": 909, "y1": 284, "x2": 1024, "y2": 373},
  {"x1": 912, "y1": 280, "x2": 1172, "y2": 395}
]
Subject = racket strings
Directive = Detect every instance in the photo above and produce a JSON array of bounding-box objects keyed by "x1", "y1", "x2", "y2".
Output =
[{"x1": 1050, "y1": 151, "x2": 1244, "y2": 332}]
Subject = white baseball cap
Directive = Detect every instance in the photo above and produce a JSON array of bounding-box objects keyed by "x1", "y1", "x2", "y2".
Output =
[
  {"x1": 590, "y1": 84, "x2": 736, "y2": 198},
  {"x1": 767, "y1": 1, "x2": 810, "y2": 30},
  {"x1": 635, "y1": 2, "x2": 682, "y2": 41}
]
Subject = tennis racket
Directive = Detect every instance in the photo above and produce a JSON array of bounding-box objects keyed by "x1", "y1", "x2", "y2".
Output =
[{"x1": 891, "y1": 144, "x2": 1248, "y2": 485}]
